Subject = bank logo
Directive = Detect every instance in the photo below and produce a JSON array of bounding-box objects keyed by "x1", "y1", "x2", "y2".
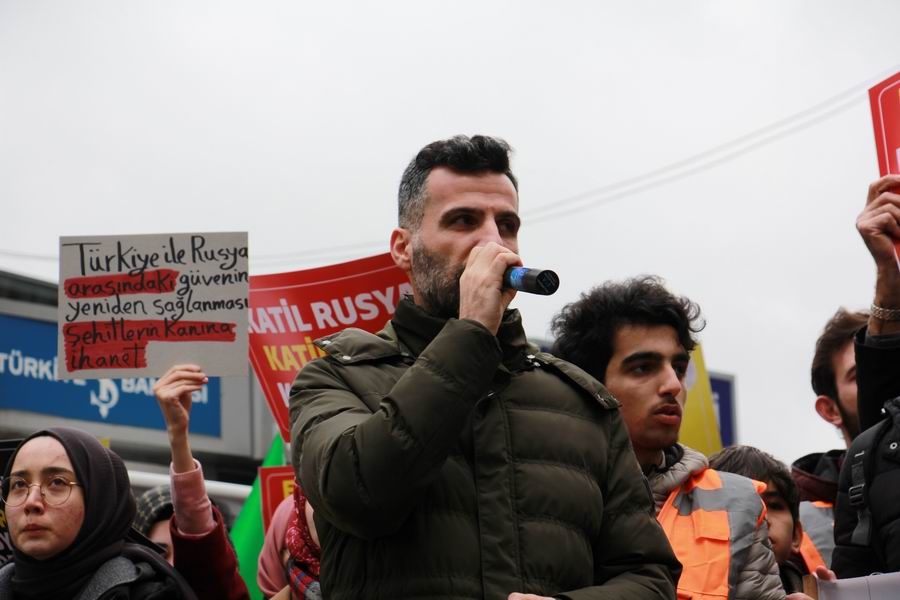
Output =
[{"x1": 90, "y1": 379, "x2": 119, "y2": 418}]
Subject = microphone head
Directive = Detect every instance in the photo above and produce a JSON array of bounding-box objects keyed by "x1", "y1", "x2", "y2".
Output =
[
  {"x1": 533, "y1": 269, "x2": 560, "y2": 295},
  {"x1": 504, "y1": 267, "x2": 559, "y2": 295}
]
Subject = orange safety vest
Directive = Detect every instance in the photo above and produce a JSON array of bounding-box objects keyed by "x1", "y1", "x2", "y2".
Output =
[
  {"x1": 657, "y1": 468, "x2": 767, "y2": 600},
  {"x1": 797, "y1": 500, "x2": 833, "y2": 571}
]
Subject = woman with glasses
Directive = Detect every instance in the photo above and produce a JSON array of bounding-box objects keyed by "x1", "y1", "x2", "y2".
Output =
[{"x1": 0, "y1": 427, "x2": 196, "y2": 599}]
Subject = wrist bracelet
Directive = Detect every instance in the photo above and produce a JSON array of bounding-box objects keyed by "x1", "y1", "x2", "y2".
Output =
[{"x1": 871, "y1": 303, "x2": 900, "y2": 321}]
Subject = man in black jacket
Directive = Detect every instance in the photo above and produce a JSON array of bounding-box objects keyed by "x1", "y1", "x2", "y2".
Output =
[
  {"x1": 290, "y1": 135, "x2": 681, "y2": 600},
  {"x1": 790, "y1": 308, "x2": 868, "y2": 570},
  {"x1": 791, "y1": 176, "x2": 900, "y2": 572},
  {"x1": 832, "y1": 174, "x2": 900, "y2": 577}
]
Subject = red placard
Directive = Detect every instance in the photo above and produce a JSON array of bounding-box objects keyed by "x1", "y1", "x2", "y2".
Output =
[
  {"x1": 259, "y1": 465, "x2": 296, "y2": 531},
  {"x1": 870, "y1": 71, "x2": 900, "y2": 176},
  {"x1": 248, "y1": 253, "x2": 411, "y2": 440},
  {"x1": 870, "y1": 71, "x2": 900, "y2": 262}
]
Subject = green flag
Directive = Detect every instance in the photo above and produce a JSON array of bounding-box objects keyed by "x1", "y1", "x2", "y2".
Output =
[{"x1": 230, "y1": 435, "x2": 286, "y2": 600}]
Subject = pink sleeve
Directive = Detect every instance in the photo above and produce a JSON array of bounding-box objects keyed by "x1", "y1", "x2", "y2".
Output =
[
  {"x1": 257, "y1": 494, "x2": 295, "y2": 597},
  {"x1": 169, "y1": 459, "x2": 216, "y2": 536}
]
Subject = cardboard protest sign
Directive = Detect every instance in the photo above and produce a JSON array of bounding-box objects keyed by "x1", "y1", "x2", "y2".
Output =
[
  {"x1": 259, "y1": 465, "x2": 295, "y2": 531},
  {"x1": 869, "y1": 71, "x2": 900, "y2": 262},
  {"x1": 58, "y1": 232, "x2": 249, "y2": 379},
  {"x1": 248, "y1": 253, "x2": 411, "y2": 440}
]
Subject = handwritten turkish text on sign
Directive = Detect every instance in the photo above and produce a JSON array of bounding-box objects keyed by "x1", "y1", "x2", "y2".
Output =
[
  {"x1": 248, "y1": 253, "x2": 411, "y2": 440},
  {"x1": 58, "y1": 232, "x2": 249, "y2": 379}
]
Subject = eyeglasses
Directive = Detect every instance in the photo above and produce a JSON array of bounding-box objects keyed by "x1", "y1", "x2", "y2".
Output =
[{"x1": 1, "y1": 475, "x2": 81, "y2": 507}]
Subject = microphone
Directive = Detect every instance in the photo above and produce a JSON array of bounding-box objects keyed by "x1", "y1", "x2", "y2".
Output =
[{"x1": 503, "y1": 267, "x2": 560, "y2": 295}]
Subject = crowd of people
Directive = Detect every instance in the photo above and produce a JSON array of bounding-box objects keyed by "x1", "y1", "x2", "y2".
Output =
[{"x1": 1, "y1": 135, "x2": 898, "y2": 599}]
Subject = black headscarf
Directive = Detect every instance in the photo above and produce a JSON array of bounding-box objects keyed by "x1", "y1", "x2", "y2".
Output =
[{"x1": 3, "y1": 427, "x2": 136, "y2": 599}]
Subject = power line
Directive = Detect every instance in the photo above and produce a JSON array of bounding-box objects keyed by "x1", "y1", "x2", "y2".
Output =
[
  {"x1": 0, "y1": 241, "x2": 388, "y2": 265},
  {"x1": 2, "y1": 64, "x2": 897, "y2": 267},
  {"x1": 0, "y1": 249, "x2": 57, "y2": 261},
  {"x1": 252, "y1": 241, "x2": 387, "y2": 267},
  {"x1": 265, "y1": 64, "x2": 896, "y2": 260},
  {"x1": 253, "y1": 240, "x2": 385, "y2": 260},
  {"x1": 526, "y1": 92, "x2": 864, "y2": 223},
  {"x1": 524, "y1": 66, "x2": 897, "y2": 222}
]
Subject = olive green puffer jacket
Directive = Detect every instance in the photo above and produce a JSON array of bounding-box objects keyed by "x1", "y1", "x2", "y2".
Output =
[{"x1": 290, "y1": 300, "x2": 680, "y2": 599}]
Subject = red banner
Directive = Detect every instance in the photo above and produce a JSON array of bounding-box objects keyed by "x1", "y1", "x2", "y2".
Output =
[
  {"x1": 259, "y1": 465, "x2": 296, "y2": 532},
  {"x1": 248, "y1": 253, "x2": 411, "y2": 440}
]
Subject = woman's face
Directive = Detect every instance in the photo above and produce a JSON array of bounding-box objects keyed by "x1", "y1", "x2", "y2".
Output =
[{"x1": 7, "y1": 436, "x2": 85, "y2": 560}]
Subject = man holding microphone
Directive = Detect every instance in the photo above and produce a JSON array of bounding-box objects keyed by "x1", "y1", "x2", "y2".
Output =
[{"x1": 289, "y1": 134, "x2": 680, "y2": 599}]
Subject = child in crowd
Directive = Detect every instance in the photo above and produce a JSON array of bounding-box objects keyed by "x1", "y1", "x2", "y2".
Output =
[
  {"x1": 709, "y1": 445, "x2": 806, "y2": 594},
  {"x1": 134, "y1": 484, "x2": 234, "y2": 567},
  {"x1": 134, "y1": 484, "x2": 178, "y2": 565}
]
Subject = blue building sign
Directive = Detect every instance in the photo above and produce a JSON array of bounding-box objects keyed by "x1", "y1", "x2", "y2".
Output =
[
  {"x1": 0, "y1": 313, "x2": 221, "y2": 436},
  {"x1": 709, "y1": 372, "x2": 736, "y2": 446}
]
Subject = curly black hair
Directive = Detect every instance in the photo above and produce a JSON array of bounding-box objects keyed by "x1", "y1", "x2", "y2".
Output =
[{"x1": 551, "y1": 275, "x2": 704, "y2": 382}]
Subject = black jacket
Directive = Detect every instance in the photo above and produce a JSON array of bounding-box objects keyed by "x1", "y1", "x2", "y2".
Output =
[
  {"x1": 832, "y1": 330, "x2": 900, "y2": 577},
  {"x1": 289, "y1": 299, "x2": 681, "y2": 599}
]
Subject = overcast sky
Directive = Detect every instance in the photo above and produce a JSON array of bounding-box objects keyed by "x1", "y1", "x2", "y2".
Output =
[{"x1": 2, "y1": 1, "x2": 899, "y2": 464}]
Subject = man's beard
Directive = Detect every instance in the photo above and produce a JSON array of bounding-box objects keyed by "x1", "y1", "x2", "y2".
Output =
[
  {"x1": 409, "y1": 239, "x2": 464, "y2": 319},
  {"x1": 835, "y1": 397, "x2": 861, "y2": 440}
]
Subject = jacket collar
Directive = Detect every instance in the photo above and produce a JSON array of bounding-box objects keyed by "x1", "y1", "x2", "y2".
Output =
[
  {"x1": 392, "y1": 298, "x2": 532, "y2": 370},
  {"x1": 391, "y1": 297, "x2": 452, "y2": 357},
  {"x1": 790, "y1": 449, "x2": 844, "y2": 503},
  {"x1": 647, "y1": 444, "x2": 709, "y2": 509},
  {"x1": 314, "y1": 298, "x2": 533, "y2": 370}
]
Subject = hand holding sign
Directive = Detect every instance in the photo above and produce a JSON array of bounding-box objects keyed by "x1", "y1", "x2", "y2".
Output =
[
  {"x1": 859, "y1": 176, "x2": 900, "y2": 267},
  {"x1": 859, "y1": 175, "x2": 900, "y2": 337},
  {"x1": 153, "y1": 364, "x2": 208, "y2": 473}
]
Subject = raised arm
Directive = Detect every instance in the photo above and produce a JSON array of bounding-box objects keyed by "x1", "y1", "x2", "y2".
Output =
[
  {"x1": 856, "y1": 175, "x2": 900, "y2": 431},
  {"x1": 858, "y1": 175, "x2": 900, "y2": 338},
  {"x1": 154, "y1": 364, "x2": 207, "y2": 476},
  {"x1": 153, "y1": 364, "x2": 249, "y2": 600}
]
